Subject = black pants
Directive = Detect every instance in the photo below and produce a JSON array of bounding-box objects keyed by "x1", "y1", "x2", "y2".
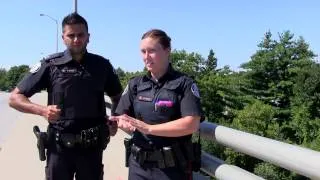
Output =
[
  {"x1": 45, "y1": 149, "x2": 104, "y2": 180},
  {"x1": 128, "y1": 155, "x2": 192, "y2": 180}
]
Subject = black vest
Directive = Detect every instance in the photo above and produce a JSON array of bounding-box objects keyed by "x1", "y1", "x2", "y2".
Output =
[
  {"x1": 131, "y1": 70, "x2": 192, "y2": 149},
  {"x1": 45, "y1": 52, "x2": 106, "y2": 132}
]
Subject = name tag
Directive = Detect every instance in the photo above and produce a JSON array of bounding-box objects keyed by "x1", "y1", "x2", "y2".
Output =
[
  {"x1": 62, "y1": 68, "x2": 77, "y2": 73},
  {"x1": 138, "y1": 96, "x2": 153, "y2": 102}
]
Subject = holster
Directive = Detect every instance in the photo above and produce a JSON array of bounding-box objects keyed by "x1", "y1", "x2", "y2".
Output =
[
  {"x1": 33, "y1": 126, "x2": 48, "y2": 161},
  {"x1": 173, "y1": 141, "x2": 202, "y2": 172},
  {"x1": 124, "y1": 137, "x2": 133, "y2": 167},
  {"x1": 172, "y1": 142, "x2": 188, "y2": 170},
  {"x1": 192, "y1": 142, "x2": 201, "y2": 172},
  {"x1": 99, "y1": 124, "x2": 110, "y2": 150}
]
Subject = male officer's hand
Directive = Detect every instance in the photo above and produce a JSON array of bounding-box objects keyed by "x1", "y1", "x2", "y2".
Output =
[
  {"x1": 107, "y1": 120, "x2": 118, "y2": 136},
  {"x1": 42, "y1": 105, "x2": 61, "y2": 122}
]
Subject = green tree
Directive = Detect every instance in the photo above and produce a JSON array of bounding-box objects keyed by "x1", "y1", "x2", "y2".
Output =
[
  {"x1": 289, "y1": 63, "x2": 320, "y2": 145},
  {"x1": 232, "y1": 100, "x2": 279, "y2": 138},
  {"x1": 227, "y1": 31, "x2": 317, "y2": 179},
  {"x1": 254, "y1": 163, "x2": 293, "y2": 180},
  {"x1": 170, "y1": 49, "x2": 205, "y2": 78},
  {"x1": 204, "y1": 49, "x2": 217, "y2": 73},
  {"x1": 0, "y1": 68, "x2": 7, "y2": 91},
  {"x1": 5, "y1": 65, "x2": 29, "y2": 90},
  {"x1": 240, "y1": 31, "x2": 315, "y2": 139}
]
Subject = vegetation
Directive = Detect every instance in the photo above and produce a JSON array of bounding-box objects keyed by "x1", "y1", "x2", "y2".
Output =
[
  {"x1": 0, "y1": 65, "x2": 29, "y2": 91},
  {"x1": 2, "y1": 30, "x2": 318, "y2": 179}
]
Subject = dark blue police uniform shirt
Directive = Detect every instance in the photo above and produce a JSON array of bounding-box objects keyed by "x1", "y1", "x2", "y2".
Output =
[
  {"x1": 116, "y1": 65, "x2": 203, "y2": 148},
  {"x1": 17, "y1": 50, "x2": 122, "y2": 131}
]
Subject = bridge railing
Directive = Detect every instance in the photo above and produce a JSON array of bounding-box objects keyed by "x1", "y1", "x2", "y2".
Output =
[
  {"x1": 198, "y1": 121, "x2": 320, "y2": 180},
  {"x1": 105, "y1": 101, "x2": 320, "y2": 179}
]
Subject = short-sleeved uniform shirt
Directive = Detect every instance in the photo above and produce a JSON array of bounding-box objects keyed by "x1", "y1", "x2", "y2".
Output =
[
  {"x1": 116, "y1": 65, "x2": 203, "y2": 149},
  {"x1": 18, "y1": 50, "x2": 122, "y2": 132}
]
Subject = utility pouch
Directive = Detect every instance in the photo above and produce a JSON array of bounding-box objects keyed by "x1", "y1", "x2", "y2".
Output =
[
  {"x1": 153, "y1": 150, "x2": 165, "y2": 168},
  {"x1": 131, "y1": 144, "x2": 147, "y2": 165},
  {"x1": 171, "y1": 143, "x2": 188, "y2": 170},
  {"x1": 60, "y1": 133, "x2": 78, "y2": 148},
  {"x1": 162, "y1": 147, "x2": 175, "y2": 167}
]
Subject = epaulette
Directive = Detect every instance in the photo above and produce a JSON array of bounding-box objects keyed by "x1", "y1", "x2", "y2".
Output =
[
  {"x1": 130, "y1": 75, "x2": 144, "y2": 85},
  {"x1": 41, "y1": 52, "x2": 64, "y2": 63},
  {"x1": 42, "y1": 52, "x2": 73, "y2": 65}
]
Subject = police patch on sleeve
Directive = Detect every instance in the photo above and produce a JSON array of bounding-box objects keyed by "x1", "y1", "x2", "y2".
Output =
[
  {"x1": 122, "y1": 84, "x2": 129, "y2": 96},
  {"x1": 191, "y1": 83, "x2": 200, "y2": 98},
  {"x1": 29, "y1": 62, "x2": 41, "y2": 73}
]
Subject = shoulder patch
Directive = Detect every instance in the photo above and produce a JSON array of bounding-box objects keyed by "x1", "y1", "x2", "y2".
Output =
[
  {"x1": 43, "y1": 52, "x2": 72, "y2": 65},
  {"x1": 29, "y1": 62, "x2": 42, "y2": 73},
  {"x1": 122, "y1": 84, "x2": 129, "y2": 96},
  {"x1": 191, "y1": 83, "x2": 200, "y2": 98},
  {"x1": 43, "y1": 52, "x2": 64, "y2": 61}
]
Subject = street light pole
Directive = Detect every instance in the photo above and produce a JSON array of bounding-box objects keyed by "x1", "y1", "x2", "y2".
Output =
[
  {"x1": 40, "y1": 13, "x2": 59, "y2": 53},
  {"x1": 74, "y1": 0, "x2": 78, "y2": 13}
]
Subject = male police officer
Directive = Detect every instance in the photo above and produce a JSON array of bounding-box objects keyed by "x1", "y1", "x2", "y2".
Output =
[{"x1": 9, "y1": 13, "x2": 122, "y2": 180}]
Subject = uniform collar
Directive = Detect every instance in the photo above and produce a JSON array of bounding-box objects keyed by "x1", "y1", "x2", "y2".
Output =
[
  {"x1": 64, "y1": 49, "x2": 89, "y2": 64},
  {"x1": 146, "y1": 63, "x2": 176, "y2": 83},
  {"x1": 63, "y1": 50, "x2": 73, "y2": 62},
  {"x1": 52, "y1": 49, "x2": 89, "y2": 65}
]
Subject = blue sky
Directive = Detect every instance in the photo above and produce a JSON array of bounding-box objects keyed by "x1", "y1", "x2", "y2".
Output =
[{"x1": 1, "y1": 0, "x2": 319, "y2": 72}]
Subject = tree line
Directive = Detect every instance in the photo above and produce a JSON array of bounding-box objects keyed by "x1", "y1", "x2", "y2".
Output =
[
  {"x1": 1, "y1": 30, "x2": 319, "y2": 179},
  {"x1": 0, "y1": 65, "x2": 29, "y2": 91}
]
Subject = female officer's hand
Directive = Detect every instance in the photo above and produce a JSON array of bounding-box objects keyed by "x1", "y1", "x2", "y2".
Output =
[
  {"x1": 112, "y1": 114, "x2": 151, "y2": 134},
  {"x1": 109, "y1": 114, "x2": 136, "y2": 133},
  {"x1": 125, "y1": 117, "x2": 151, "y2": 134}
]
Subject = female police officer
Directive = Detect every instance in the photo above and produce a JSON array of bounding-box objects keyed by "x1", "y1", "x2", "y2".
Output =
[{"x1": 110, "y1": 29, "x2": 203, "y2": 180}]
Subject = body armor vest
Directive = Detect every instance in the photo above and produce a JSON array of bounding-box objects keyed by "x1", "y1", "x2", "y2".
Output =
[
  {"x1": 45, "y1": 54, "x2": 106, "y2": 132},
  {"x1": 132, "y1": 76, "x2": 191, "y2": 149}
]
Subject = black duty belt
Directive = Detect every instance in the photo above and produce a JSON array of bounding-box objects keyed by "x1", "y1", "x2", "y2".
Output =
[
  {"x1": 131, "y1": 144, "x2": 176, "y2": 168},
  {"x1": 127, "y1": 140, "x2": 201, "y2": 172},
  {"x1": 49, "y1": 124, "x2": 110, "y2": 149}
]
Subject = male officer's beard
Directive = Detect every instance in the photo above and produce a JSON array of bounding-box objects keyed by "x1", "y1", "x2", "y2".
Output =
[{"x1": 69, "y1": 45, "x2": 87, "y2": 57}]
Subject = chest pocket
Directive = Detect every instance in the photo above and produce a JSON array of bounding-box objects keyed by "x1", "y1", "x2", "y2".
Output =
[
  {"x1": 133, "y1": 83, "x2": 154, "y2": 122},
  {"x1": 51, "y1": 65, "x2": 78, "y2": 90},
  {"x1": 154, "y1": 82, "x2": 181, "y2": 121},
  {"x1": 50, "y1": 64, "x2": 106, "y2": 119},
  {"x1": 133, "y1": 80, "x2": 182, "y2": 125}
]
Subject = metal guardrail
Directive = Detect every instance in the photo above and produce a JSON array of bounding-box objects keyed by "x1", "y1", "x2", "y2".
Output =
[
  {"x1": 199, "y1": 121, "x2": 320, "y2": 179},
  {"x1": 200, "y1": 151, "x2": 264, "y2": 180},
  {"x1": 105, "y1": 100, "x2": 320, "y2": 179}
]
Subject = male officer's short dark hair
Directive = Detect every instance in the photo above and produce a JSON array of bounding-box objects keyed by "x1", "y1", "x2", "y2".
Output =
[
  {"x1": 142, "y1": 29, "x2": 171, "y2": 49},
  {"x1": 62, "y1": 13, "x2": 88, "y2": 32}
]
